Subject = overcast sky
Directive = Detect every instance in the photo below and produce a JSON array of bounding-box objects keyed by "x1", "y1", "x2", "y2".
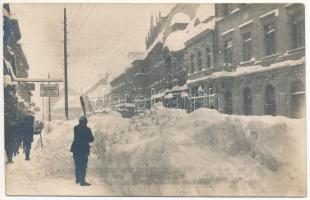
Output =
[{"x1": 11, "y1": 3, "x2": 175, "y2": 92}]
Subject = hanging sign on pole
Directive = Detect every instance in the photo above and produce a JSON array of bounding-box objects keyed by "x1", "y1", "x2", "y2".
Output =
[{"x1": 40, "y1": 83, "x2": 59, "y2": 97}]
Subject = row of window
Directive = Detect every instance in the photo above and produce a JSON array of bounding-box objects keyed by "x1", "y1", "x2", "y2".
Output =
[
  {"x1": 221, "y1": 4, "x2": 247, "y2": 17},
  {"x1": 188, "y1": 46, "x2": 212, "y2": 74},
  {"x1": 188, "y1": 10, "x2": 304, "y2": 73},
  {"x1": 223, "y1": 81, "x2": 304, "y2": 117},
  {"x1": 224, "y1": 85, "x2": 276, "y2": 116},
  {"x1": 223, "y1": 12, "x2": 304, "y2": 64}
]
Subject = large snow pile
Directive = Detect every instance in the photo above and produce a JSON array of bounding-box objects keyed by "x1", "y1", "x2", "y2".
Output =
[
  {"x1": 32, "y1": 120, "x2": 78, "y2": 177},
  {"x1": 31, "y1": 111, "x2": 124, "y2": 178},
  {"x1": 92, "y1": 108, "x2": 306, "y2": 196},
  {"x1": 32, "y1": 108, "x2": 306, "y2": 196}
]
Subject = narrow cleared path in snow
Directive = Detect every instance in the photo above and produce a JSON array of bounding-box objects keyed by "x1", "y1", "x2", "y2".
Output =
[{"x1": 5, "y1": 138, "x2": 113, "y2": 196}]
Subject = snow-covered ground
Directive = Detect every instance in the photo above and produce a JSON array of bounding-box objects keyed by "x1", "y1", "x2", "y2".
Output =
[
  {"x1": 5, "y1": 122, "x2": 113, "y2": 196},
  {"x1": 5, "y1": 108, "x2": 306, "y2": 196}
]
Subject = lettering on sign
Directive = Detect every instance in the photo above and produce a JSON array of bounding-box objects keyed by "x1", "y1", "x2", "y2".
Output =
[{"x1": 40, "y1": 84, "x2": 59, "y2": 97}]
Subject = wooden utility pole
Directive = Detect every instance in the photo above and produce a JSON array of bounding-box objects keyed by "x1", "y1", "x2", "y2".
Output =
[
  {"x1": 64, "y1": 8, "x2": 68, "y2": 120},
  {"x1": 41, "y1": 86, "x2": 44, "y2": 148},
  {"x1": 48, "y1": 73, "x2": 51, "y2": 122}
]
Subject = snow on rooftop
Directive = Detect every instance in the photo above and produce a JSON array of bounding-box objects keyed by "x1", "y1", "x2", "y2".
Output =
[
  {"x1": 185, "y1": 17, "x2": 216, "y2": 43},
  {"x1": 53, "y1": 95, "x2": 82, "y2": 110},
  {"x1": 145, "y1": 26, "x2": 166, "y2": 54},
  {"x1": 151, "y1": 91, "x2": 166, "y2": 100},
  {"x1": 164, "y1": 29, "x2": 188, "y2": 51},
  {"x1": 170, "y1": 12, "x2": 191, "y2": 26},
  {"x1": 195, "y1": 4, "x2": 215, "y2": 23}
]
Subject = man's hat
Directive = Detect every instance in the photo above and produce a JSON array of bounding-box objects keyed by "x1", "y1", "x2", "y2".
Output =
[{"x1": 79, "y1": 115, "x2": 87, "y2": 124}]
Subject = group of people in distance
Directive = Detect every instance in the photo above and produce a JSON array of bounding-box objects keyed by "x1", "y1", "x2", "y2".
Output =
[
  {"x1": 5, "y1": 113, "x2": 95, "y2": 187},
  {"x1": 5, "y1": 115, "x2": 36, "y2": 163}
]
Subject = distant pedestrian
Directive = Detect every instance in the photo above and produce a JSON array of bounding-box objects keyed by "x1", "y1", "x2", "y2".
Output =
[
  {"x1": 70, "y1": 116, "x2": 94, "y2": 186},
  {"x1": 14, "y1": 120, "x2": 23, "y2": 156},
  {"x1": 5, "y1": 121, "x2": 17, "y2": 163},
  {"x1": 22, "y1": 115, "x2": 35, "y2": 160}
]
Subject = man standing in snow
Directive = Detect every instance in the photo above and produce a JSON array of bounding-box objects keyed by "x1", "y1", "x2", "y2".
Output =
[
  {"x1": 70, "y1": 116, "x2": 94, "y2": 186},
  {"x1": 22, "y1": 115, "x2": 35, "y2": 161}
]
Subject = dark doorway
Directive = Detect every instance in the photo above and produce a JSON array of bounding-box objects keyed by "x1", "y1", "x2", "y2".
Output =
[
  {"x1": 224, "y1": 91, "x2": 233, "y2": 114},
  {"x1": 243, "y1": 87, "x2": 252, "y2": 115}
]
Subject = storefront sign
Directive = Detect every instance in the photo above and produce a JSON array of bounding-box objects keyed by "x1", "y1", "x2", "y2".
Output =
[{"x1": 40, "y1": 84, "x2": 59, "y2": 97}]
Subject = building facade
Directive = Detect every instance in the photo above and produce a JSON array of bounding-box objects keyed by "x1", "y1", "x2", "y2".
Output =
[
  {"x1": 188, "y1": 3, "x2": 305, "y2": 118},
  {"x1": 110, "y1": 4, "x2": 198, "y2": 112},
  {"x1": 110, "y1": 3, "x2": 305, "y2": 118},
  {"x1": 3, "y1": 4, "x2": 34, "y2": 127}
]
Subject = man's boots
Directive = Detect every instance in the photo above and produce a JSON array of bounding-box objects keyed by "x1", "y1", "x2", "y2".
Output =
[
  {"x1": 80, "y1": 172, "x2": 91, "y2": 186},
  {"x1": 80, "y1": 181, "x2": 91, "y2": 186},
  {"x1": 25, "y1": 151, "x2": 30, "y2": 160}
]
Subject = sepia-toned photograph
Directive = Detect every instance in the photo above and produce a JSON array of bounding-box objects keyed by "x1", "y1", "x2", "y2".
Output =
[{"x1": 2, "y1": 2, "x2": 306, "y2": 197}]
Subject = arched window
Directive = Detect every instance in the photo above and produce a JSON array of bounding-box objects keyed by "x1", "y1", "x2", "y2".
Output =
[
  {"x1": 243, "y1": 87, "x2": 252, "y2": 115},
  {"x1": 224, "y1": 91, "x2": 233, "y2": 114},
  {"x1": 290, "y1": 80, "x2": 305, "y2": 118},
  {"x1": 197, "y1": 50, "x2": 202, "y2": 71},
  {"x1": 264, "y1": 84, "x2": 276, "y2": 115}
]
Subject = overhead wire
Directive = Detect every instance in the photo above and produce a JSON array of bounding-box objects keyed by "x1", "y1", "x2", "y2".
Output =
[
  {"x1": 68, "y1": 4, "x2": 90, "y2": 36},
  {"x1": 71, "y1": 4, "x2": 96, "y2": 39},
  {"x1": 67, "y1": 4, "x2": 83, "y2": 32}
]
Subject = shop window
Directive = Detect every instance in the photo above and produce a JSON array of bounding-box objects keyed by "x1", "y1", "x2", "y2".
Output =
[
  {"x1": 191, "y1": 87, "x2": 199, "y2": 96},
  {"x1": 264, "y1": 84, "x2": 276, "y2": 115},
  {"x1": 243, "y1": 87, "x2": 252, "y2": 115}
]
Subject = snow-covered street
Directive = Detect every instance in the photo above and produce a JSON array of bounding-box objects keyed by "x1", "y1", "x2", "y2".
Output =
[
  {"x1": 5, "y1": 108, "x2": 307, "y2": 196},
  {"x1": 5, "y1": 138, "x2": 113, "y2": 196}
]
